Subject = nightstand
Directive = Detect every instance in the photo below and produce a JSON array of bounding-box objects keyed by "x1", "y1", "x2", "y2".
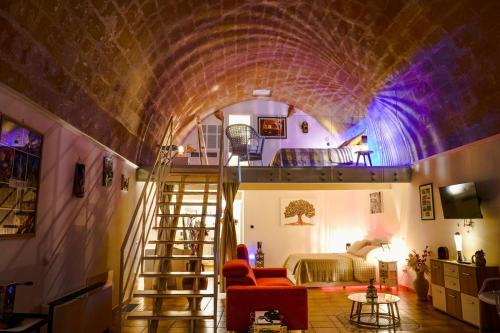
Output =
[{"x1": 379, "y1": 260, "x2": 398, "y2": 290}]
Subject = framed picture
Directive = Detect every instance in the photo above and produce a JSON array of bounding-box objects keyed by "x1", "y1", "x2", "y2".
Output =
[
  {"x1": 0, "y1": 114, "x2": 43, "y2": 239},
  {"x1": 121, "y1": 174, "x2": 129, "y2": 191},
  {"x1": 258, "y1": 117, "x2": 287, "y2": 139},
  {"x1": 103, "y1": 157, "x2": 113, "y2": 187},
  {"x1": 280, "y1": 198, "x2": 318, "y2": 226},
  {"x1": 370, "y1": 192, "x2": 383, "y2": 214},
  {"x1": 419, "y1": 183, "x2": 435, "y2": 220}
]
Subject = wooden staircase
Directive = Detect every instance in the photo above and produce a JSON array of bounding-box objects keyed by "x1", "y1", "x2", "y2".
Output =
[
  {"x1": 119, "y1": 116, "x2": 224, "y2": 333},
  {"x1": 127, "y1": 171, "x2": 221, "y2": 332}
]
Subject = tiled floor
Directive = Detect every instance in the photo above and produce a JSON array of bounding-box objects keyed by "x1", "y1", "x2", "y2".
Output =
[{"x1": 118, "y1": 286, "x2": 483, "y2": 332}]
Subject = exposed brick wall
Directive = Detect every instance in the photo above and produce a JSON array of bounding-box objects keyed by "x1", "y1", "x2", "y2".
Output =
[{"x1": 0, "y1": 1, "x2": 499, "y2": 163}]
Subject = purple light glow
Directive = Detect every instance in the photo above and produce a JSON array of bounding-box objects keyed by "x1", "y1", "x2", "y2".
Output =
[{"x1": 341, "y1": 24, "x2": 500, "y2": 166}]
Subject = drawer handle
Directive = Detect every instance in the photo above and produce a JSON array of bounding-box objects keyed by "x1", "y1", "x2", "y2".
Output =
[
  {"x1": 462, "y1": 272, "x2": 471, "y2": 276},
  {"x1": 448, "y1": 294, "x2": 456, "y2": 299}
]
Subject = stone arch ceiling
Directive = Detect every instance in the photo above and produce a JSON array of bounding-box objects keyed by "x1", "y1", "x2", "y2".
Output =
[{"x1": 0, "y1": 1, "x2": 499, "y2": 164}]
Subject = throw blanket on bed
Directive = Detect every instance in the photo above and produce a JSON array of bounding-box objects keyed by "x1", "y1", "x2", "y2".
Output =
[
  {"x1": 283, "y1": 253, "x2": 376, "y2": 285},
  {"x1": 271, "y1": 148, "x2": 354, "y2": 167}
]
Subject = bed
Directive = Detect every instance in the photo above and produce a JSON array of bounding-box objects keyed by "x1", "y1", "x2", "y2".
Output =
[
  {"x1": 283, "y1": 240, "x2": 383, "y2": 286},
  {"x1": 270, "y1": 147, "x2": 354, "y2": 167}
]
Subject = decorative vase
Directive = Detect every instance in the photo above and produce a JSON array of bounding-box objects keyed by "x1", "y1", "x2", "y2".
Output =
[
  {"x1": 413, "y1": 271, "x2": 429, "y2": 301},
  {"x1": 471, "y1": 250, "x2": 486, "y2": 267},
  {"x1": 255, "y1": 241, "x2": 265, "y2": 268},
  {"x1": 366, "y1": 278, "x2": 378, "y2": 299}
]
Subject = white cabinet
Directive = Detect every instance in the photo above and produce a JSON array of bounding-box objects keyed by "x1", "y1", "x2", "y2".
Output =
[
  {"x1": 461, "y1": 293, "x2": 480, "y2": 326},
  {"x1": 432, "y1": 284, "x2": 446, "y2": 311}
]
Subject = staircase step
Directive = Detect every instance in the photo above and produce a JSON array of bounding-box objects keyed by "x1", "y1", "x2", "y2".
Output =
[
  {"x1": 169, "y1": 166, "x2": 219, "y2": 174},
  {"x1": 162, "y1": 191, "x2": 217, "y2": 195},
  {"x1": 140, "y1": 271, "x2": 214, "y2": 278},
  {"x1": 157, "y1": 213, "x2": 217, "y2": 218},
  {"x1": 164, "y1": 181, "x2": 218, "y2": 185},
  {"x1": 158, "y1": 202, "x2": 217, "y2": 206},
  {"x1": 148, "y1": 240, "x2": 214, "y2": 245},
  {"x1": 127, "y1": 310, "x2": 214, "y2": 320},
  {"x1": 133, "y1": 290, "x2": 213, "y2": 298},
  {"x1": 153, "y1": 226, "x2": 215, "y2": 231},
  {"x1": 143, "y1": 255, "x2": 215, "y2": 260}
]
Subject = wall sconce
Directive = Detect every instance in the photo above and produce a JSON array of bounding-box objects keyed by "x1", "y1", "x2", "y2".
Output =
[
  {"x1": 301, "y1": 121, "x2": 308, "y2": 133},
  {"x1": 454, "y1": 232, "x2": 463, "y2": 262}
]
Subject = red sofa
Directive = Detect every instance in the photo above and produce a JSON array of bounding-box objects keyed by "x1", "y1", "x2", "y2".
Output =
[{"x1": 223, "y1": 244, "x2": 308, "y2": 331}]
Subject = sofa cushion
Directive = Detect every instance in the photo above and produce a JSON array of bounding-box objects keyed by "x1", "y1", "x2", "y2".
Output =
[
  {"x1": 237, "y1": 244, "x2": 250, "y2": 262},
  {"x1": 223, "y1": 259, "x2": 258, "y2": 287},
  {"x1": 223, "y1": 259, "x2": 251, "y2": 277},
  {"x1": 256, "y1": 277, "x2": 294, "y2": 287}
]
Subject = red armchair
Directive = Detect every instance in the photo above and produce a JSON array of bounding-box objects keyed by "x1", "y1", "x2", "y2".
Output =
[{"x1": 223, "y1": 244, "x2": 308, "y2": 331}]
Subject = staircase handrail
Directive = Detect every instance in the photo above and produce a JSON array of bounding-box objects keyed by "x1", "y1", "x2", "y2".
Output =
[{"x1": 118, "y1": 116, "x2": 174, "y2": 319}]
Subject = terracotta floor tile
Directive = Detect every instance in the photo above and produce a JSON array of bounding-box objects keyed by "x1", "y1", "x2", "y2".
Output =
[{"x1": 115, "y1": 287, "x2": 483, "y2": 332}]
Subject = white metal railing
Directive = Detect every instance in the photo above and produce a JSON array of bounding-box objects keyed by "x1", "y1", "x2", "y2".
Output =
[{"x1": 118, "y1": 116, "x2": 174, "y2": 325}]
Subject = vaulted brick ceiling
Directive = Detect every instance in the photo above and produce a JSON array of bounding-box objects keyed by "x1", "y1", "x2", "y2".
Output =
[{"x1": 0, "y1": 1, "x2": 499, "y2": 163}]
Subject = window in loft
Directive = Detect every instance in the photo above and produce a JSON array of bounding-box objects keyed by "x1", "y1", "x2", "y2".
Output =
[{"x1": 202, "y1": 124, "x2": 222, "y2": 149}]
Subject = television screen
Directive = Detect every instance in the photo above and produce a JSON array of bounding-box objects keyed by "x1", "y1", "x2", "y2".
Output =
[{"x1": 439, "y1": 182, "x2": 482, "y2": 219}]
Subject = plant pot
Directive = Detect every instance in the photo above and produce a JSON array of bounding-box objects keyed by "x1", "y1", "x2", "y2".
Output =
[{"x1": 413, "y1": 271, "x2": 429, "y2": 301}]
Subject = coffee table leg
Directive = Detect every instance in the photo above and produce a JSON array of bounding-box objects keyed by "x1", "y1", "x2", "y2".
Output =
[
  {"x1": 390, "y1": 303, "x2": 397, "y2": 330},
  {"x1": 395, "y1": 302, "x2": 401, "y2": 325},
  {"x1": 357, "y1": 303, "x2": 362, "y2": 323},
  {"x1": 350, "y1": 301, "x2": 355, "y2": 319},
  {"x1": 376, "y1": 304, "x2": 379, "y2": 326}
]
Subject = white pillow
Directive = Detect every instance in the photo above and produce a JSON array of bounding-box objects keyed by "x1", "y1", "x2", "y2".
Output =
[
  {"x1": 347, "y1": 240, "x2": 370, "y2": 254},
  {"x1": 355, "y1": 245, "x2": 380, "y2": 258}
]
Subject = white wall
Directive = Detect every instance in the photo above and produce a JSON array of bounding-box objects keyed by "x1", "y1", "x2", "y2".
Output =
[
  {"x1": 0, "y1": 86, "x2": 139, "y2": 311},
  {"x1": 181, "y1": 100, "x2": 339, "y2": 165},
  {"x1": 242, "y1": 187, "x2": 400, "y2": 267},
  {"x1": 393, "y1": 134, "x2": 500, "y2": 288}
]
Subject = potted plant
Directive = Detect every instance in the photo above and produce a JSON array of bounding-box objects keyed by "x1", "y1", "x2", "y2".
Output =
[{"x1": 406, "y1": 246, "x2": 430, "y2": 301}]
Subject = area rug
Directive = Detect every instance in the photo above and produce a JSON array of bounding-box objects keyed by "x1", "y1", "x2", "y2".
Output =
[{"x1": 335, "y1": 312, "x2": 421, "y2": 332}]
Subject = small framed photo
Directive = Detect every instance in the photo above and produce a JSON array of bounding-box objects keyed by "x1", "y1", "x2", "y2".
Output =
[
  {"x1": 103, "y1": 157, "x2": 114, "y2": 187},
  {"x1": 419, "y1": 183, "x2": 435, "y2": 220},
  {"x1": 370, "y1": 192, "x2": 383, "y2": 214},
  {"x1": 258, "y1": 117, "x2": 287, "y2": 139}
]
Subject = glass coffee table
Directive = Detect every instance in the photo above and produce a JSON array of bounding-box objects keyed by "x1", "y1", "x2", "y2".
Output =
[{"x1": 348, "y1": 293, "x2": 401, "y2": 329}]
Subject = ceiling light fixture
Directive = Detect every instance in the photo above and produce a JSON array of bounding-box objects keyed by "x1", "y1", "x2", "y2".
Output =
[{"x1": 252, "y1": 89, "x2": 271, "y2": 97}]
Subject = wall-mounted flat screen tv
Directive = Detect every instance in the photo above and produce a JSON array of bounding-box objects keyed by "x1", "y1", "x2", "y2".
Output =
[{"x1": 439, "y1": 182, "x2": 482, "y2": 219}]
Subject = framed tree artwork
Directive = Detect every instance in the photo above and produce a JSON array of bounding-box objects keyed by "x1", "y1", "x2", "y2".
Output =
[
  {"x1": 419, "y1": 183, "x2": 435, "y2": 220},
  {"x1": 280, "y1": 198, "x2": 318, "y2": 226},
  {"x1": 258, "y1": 117, "x2": 287, "y2": 139},
  {"x1": 0, "y1": 115, "x2": 43, "y2": 239}
]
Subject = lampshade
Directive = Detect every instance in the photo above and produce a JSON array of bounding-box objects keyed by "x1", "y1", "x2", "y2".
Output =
[
  {"x1": 454, "y1": 232, "x2": 463, "y2": 251},
  {"x1": 177, "y1": 145, "x2": 185, "y2": 156}
]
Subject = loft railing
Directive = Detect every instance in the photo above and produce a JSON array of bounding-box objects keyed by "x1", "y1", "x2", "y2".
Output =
[{"x1": 118, "y1": 116, "x2": 174, "y2": 324}]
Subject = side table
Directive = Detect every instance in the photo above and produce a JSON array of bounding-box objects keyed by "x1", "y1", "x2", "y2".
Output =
[
  {"x1": 379, "y1": 260, "x2": 398, "y2": 290},
  {"x1": 355, "y1": 150, "x2": 373, "y2": 166}
]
